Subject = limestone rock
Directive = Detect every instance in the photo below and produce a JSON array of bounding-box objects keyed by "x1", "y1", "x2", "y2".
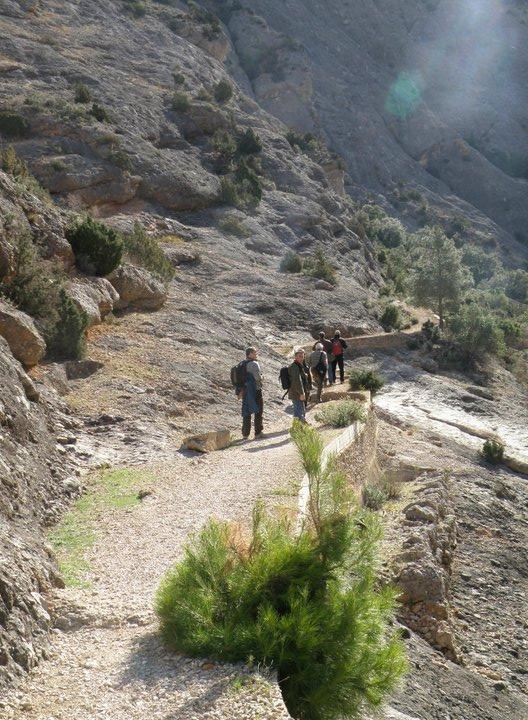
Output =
[
  {"x1": 109, "y1": 264, "x2": 168, "y2": 311},
  {"x1": 184, "y1": 430, "x2": 232, "y2": 453},
  {"x1": 314, "y1": 279, "x2": 335, "y2": 291},
  {"x1": 404, "y1": 503, "x2": 437, "y2": 523},
  {"x1": 66, "y1": 277, "x2": 119, "y2": 327},
  {"x1": 0, "y1": 300, "x2": 46, "y2": 367},
  {"x1": 163, "y1": 246, "x2": 200, "y2": 267},
  {"x1": 397, "y1": 561, "x2": 445, "y2": 604},
  {"x1": 16, "y1": 367, "x2": 40, "y2": 402},
  {"x1": 503, "y1": 454, "x2": 528, "y2": 475}
]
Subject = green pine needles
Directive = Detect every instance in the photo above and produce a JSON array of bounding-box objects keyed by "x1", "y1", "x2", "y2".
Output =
[{"x1": 156, "y1": 425, "x2": 406, "y2": 720}]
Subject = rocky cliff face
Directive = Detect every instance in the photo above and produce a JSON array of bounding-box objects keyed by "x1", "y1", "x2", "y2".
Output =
[
  {"x1": 0, "y1": 336, "x2": 82, "y2": 686},
  {"x1": 210, "y1": 0, "x2": 528, "y2": 248}
]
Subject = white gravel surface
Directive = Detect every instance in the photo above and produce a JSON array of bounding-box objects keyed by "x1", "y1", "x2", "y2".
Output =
[{"x1": 4, "y1": 424, "x2": 300, "y2": 720}]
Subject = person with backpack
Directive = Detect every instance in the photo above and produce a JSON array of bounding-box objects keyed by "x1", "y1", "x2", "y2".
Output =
[
  {"x1": 313, "y1": 331, "x2": 334, "y2": 384},
  {"x1": 288, "y1": 348, "x2": 312, "y2": 423},
  {"x1": 232, "y1": 347, "x2": 264, "y2": 439},
  {"x1": 330, "y1": 330, "x2": 348, "y2": 384},
  {"x1": 309, "y1": 342, "x2": 328, "y2": 402}
]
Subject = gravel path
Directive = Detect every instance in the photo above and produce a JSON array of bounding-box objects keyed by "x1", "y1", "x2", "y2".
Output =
[{"x1": 4, "y1": 423, "x2": 300, "y2": 720}]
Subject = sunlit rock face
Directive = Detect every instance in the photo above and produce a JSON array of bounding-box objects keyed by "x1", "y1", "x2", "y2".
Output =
[{"x1": 221, "y1": 0, "x2": 528, "y2": 242}]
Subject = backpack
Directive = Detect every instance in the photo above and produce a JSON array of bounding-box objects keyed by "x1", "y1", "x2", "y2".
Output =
[
  {"x1": 231, "y1": 360, "x2": 248, "y2": 390},
  {"x1": 332, "y1": 339, "x2": 343, "y2": 356},
  {"x1": 279, "y1": 366, "x2": 291, "y2": 391},
  {"x1": 314, "y1": 352, "x2": 326, "y2": 378}
]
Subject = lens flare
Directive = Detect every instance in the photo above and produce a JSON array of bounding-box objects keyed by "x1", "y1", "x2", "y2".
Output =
[{"x1": 385, "y1": 72, "x2": 423, "y2": 119}]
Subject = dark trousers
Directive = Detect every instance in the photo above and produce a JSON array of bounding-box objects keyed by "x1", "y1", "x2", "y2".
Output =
[
  {"x1": 331, "y1": 355, "x2": 345, "y2": 383},
  {"x1": 242, "y1": 389, "x2": 264, "y2": 437}
]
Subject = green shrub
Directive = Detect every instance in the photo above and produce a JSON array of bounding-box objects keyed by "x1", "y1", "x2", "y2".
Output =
[
  {"x1": 74, "y1": 83, "x2": 92, "y2": 104},
  {"x1": 66, "y1": 216, "x2": 123, "y2": 276},
  {"x1": 421, "y1": 319, "x2": 441, "y2": 343},
  {"x1": 0, "y1": 234, "x2": 60, "y2": 319},
  {"x1": 156, "y1": 424, "x2": 406, "y2": 720},
  {"x1": 108, "y1": 148, "x2": 133, "y2": 171},
  {"x1": 375, "y1": 217, "x2": 406, "y2": 248},
  {"x1": 123, "y1": 0, "x2": 147, "y2": 17},
  {"x1": 1, "y1": 144, "x2": 29, "y2": 178},
  {"x1": 461, "y1": 245, "x2": 500, "y2": 285},
  {"x1": 214, "y1": 79, "x2": 233, "y2": 103},
  {"x1": 303, "y1": 247, "x2": 337, "y2": 285},
  {"x1": 481, "y1": 439, "x2": 505, "y2": 465},
  {"x1": 361, "y1": 483, "x2": 388, "y2": 510},
  {"x1": 285, "y1": 130, "x2": 321, "y2": 155},
  {"x1": 499, "y1": 318, "x2": 523, "y2": 346},
  {"x1": 47, "y1": 289, "x2": 88, "y2": 360},
  {"x1": 172, "y1": 71, "x2": 186, "y2": 85},
  {"x1": 315, "y1": 399, "x2": 366, "y2": 428},
  {"x1": 0, "y1": 235, "x2": 89, "y2": 359},
  {"x1": 447, "y1": 303, "x2": 505, "y2": 361},
  {"x1": 211, "y1": 130, "x2": 237, "y2": 173},
  {"x1": 237, "y1": 128, "x2": 262, "y2": 155},
  {"x1": 505, "y1": 269, "x2": 528, "y2": 302},
  {"x1": 380, "y1": 304, "x2": 402, "y2": 332},
  {"x1": 348, "y1": 369, "x2": 384, "y2": 393},
  {"x1": 380, "y1": 475, "x2": 401, "y2": 500},
  {"x1": 90, "y1": 102, "x2": 110, "y2": 123},
  {"x1": 171, "y1": 91, "x2": 191, "y2": 113},
  {"x1": 280, "y1": 250, "x2": 303, "y2": 273},
  {"x1": 218, "y1": 215, "x2": 250, "y2": 238},
  {"x1": 0, "y1": 111, "x2": 29, "y2": 138},
  {"x1": 123, "y1": 222, "x2": 174, "y2": 282},
  {"x1": 219, "y1": 177, "x2": 240, "y2": 206}
]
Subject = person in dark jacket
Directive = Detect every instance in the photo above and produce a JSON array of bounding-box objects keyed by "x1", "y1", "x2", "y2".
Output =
[
  {"x1": 288, "y1": 348, "x2": 312, "y2": 423},
  {"x1": 237, "y1": 347, "x2": 264, "y2": 439},
  {"x1": 330, "y1": 331, "x2": 348, "y2": 384}
]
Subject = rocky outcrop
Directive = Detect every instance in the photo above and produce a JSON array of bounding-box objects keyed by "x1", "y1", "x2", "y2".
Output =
[
  {"x1": 66, "y1": 277, "x2": 119, "y2": 327},
  {"x1": 0, "y1": 300, "x2": 46, "y2": 367},
  {"x1": 109, "y1": 264, "x2": 168, "y2": 311},
  {"x1": 392, "y1": 473, "x2": 459, "y2": 661},
  {"x1": 0, "y1": 337, "x2": 77, "y2": 688},
  {"x1": 185, "y1": 429, "x2": 232, "y2": 453}
]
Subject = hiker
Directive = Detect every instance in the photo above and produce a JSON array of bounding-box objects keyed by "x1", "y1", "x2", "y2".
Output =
[
  {"x1": 234, "y1": 347, "x2": 264, "y2": 439},
  {"x1": 313, "y1": 331, "x2": 334, "y2": 384},
  {"x1": 288, "y1": 348, "x2": 312, "y2": 423},
  {"x1": 330, "y1": 330, "x2": 348, "y2": 384},
  {"x1": 309, "y1": 342, "x2": 328, "y2": 402}
]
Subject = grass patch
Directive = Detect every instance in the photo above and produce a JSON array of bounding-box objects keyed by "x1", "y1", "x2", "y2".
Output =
[
  {"x1": 315, "y1": 400, "x2": 366, "y2": 428},
  {"x1": 123, "y1": 221, "x2": 175, "y2": 282},
  {"x1": 49, "y1": 467, "x2": 155, "y2": 586},
  {"x1": 158, "y1": 234, "x2": 184, "y2": 245}
]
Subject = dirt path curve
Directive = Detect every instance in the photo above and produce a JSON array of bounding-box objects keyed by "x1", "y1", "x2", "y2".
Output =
[{"x1": 5, "y1": 420, "x2": 301, "y2": 720}]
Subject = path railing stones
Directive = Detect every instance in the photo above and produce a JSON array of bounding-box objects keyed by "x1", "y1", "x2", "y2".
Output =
[{"x1": 296, "y1": 391, "x2": 372, "y2": 529}]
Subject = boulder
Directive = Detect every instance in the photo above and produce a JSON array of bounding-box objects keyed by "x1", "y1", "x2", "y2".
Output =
[
  {"x1": 314, "y1": 279, "x2": 335, "y2": 291},
  {"x1": 66, "y1": 277, "x2": 119, "y2": 327},
  {"x1": 184, "y1": 430, "x2": 232, "y2": 453},
  {"x1": 396, "y1": 561, "x2": 445, "y2": 604},
  {"x1": 0, "y1": 301, "x2": 46, "y2": 367},
  {"x1": 16, "y1": 367, "x2": 40, "y2": 402},
  {"x1": 503, "y1": 454, "x2": 528, "y2": 475},
  {"x1": 404, "y1": 503, "x2": 437, "y2": 523},
  {"x1": 109, "y1": 264, "x2": 168, "y2": 311},
  {"x1": 163, "y1": 246, "x2": 200, "y2": 267}
]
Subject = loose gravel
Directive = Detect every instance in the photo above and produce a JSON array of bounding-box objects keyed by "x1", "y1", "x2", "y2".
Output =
[{"x1": 4, "y1": 424, "x2": 300, "y2": 720}]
